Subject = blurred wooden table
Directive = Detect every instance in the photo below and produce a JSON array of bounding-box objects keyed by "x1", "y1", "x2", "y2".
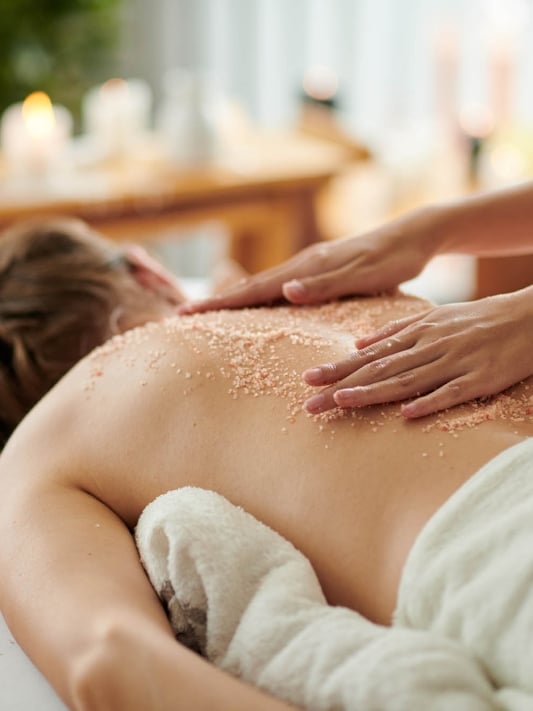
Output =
[
  {"x1": 475, "y1": 255, "x2": 533, "y2": 298},
  {"x1": 0, "y1": 132, "x2": 349, "y2": 273}
]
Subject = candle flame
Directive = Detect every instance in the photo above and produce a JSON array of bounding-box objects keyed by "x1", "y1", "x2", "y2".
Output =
[{"x1": 22, "y1": 92, "x2": 56, "y2": 138}]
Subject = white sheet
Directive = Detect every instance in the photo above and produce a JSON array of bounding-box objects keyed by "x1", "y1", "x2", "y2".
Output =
[{"x1": 0, "y1": 613, "x2": 67, "y2": 711}]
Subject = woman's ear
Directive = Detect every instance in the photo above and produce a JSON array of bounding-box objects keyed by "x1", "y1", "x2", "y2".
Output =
[{"x1": 124, "y1": 245, "x2": 186, "y2": 304}]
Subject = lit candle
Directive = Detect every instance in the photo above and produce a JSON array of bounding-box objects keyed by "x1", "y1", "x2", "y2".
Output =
[
  {"x1": 302, "y1": 65, "x2": 339, "y2": 107},
  {"x1": 489, "y1": 35, "x2": 515, "y2": 128},
  {"x1": 459, "y1": 103, "x2": 495, "y2": 185},
  {"x1": 484, "y1": 0, "x2": 530, "y2": 128},
  {"x1": 432, "y1": 24, "x2": 459, "y2": 132},
  {"x1": 82, "y1": 78, "x2": 152, "y2": 158},
  {"x1": 0, "y1": 91, "x2": 72, "y2": 181}
]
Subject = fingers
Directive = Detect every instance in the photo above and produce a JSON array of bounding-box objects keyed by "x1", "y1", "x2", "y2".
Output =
[
  {"x1": 401, "y1": 378, "x2": 473, "y2": 418},
  {"x1": 303, "y1": 366, "x2": 426, "y2": 415},
  {"x1": 303, "y1": 335, "x2": 417, "y2": 387},
  {"x1": 331, "y1": 364, "x2": 445, "y2": 410},
  {"x1": 354, "y1": 312, "x2": 430, "y2": 349},
  {"x1": 178, "y1": 274, "x2": 287, "y2": 314},
  {"x1": 304, "y1": 346, "x2": 444, "y2": 415},
  {"x1": 282, "y1": 261, "x2": 368, "y2": 304},
  {"x1": 179, "y1": 244, "x2": 333, "y2": 313},
  {"x1": 179, "y1": 239, "x2": 372, "y2": 313}
]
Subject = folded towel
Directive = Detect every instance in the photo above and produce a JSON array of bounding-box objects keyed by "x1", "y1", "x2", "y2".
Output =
[{"x1": 136, "y1": 486, "x2": 504, "y2": 710}]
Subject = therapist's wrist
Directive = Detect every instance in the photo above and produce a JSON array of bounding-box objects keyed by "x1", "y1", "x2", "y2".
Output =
[
  {"x1": 510, "y1": 284, "x2": 533, "y2": 326},
  {"x1": 399, "y1": 204, "x2": 449, "y2": 262}
]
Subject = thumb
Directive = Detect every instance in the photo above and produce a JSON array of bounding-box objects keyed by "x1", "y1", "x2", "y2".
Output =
[{"x1": 283, "y1": 263, "x2": 360, "y2": 304}]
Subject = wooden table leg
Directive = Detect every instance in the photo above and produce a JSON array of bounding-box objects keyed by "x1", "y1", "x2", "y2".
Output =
[
  {"x1": 475, "y1": 255, "x2": 533, "y2": 298},
  {"x1": 290, "y1": 188, "x2": 323, "y2": 252},
  {"x1": 229, "y1": 199, "x2": 295, "y2": 274}
]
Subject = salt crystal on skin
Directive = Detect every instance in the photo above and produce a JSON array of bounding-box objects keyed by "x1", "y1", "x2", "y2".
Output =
[
  {"x1": 83, "y1": 300, "x2": 531, "y2": 452},
  {"x1": 423, "y1": 389, "x2": 532, "y2": 435}
]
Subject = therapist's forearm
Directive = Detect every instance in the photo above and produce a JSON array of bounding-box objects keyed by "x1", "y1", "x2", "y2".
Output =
[{"x1": 422, "y1": 181, "x2": 533, "y2": 258}]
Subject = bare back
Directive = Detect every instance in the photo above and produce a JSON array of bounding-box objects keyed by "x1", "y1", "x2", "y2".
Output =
[{"x1": 4, "y1": 295, "x2": 532, "y2": 624}]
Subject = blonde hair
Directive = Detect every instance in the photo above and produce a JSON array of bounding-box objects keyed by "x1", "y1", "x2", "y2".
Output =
[{"x1": 0, "y1": 217, "x2": 135, "y2": 448}]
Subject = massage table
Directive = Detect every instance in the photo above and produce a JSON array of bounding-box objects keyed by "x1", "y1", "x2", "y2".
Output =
[{"x1": 0, "y1": 613, "x2": 67, "y2": 710}]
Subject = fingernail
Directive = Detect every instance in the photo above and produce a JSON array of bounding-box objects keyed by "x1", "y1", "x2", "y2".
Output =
[
  {"x1": 303, "y1": 367, "x2": 323, "y2": 384},
  {"x1": 305, "y1": 393, "x2": 326, "y2": 413},
  {"x1": 333, "y1": 389, "x2": 355, "y2": 405},
  {"x1": 284, "y1": 280, "x2": 306, "y2": 299},
  {"x1": 401, "y1": 402, "x2": 417, "y2": 417}
]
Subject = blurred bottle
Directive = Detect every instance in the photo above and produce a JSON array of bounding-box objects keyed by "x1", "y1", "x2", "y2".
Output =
[{"x1": 157, "y1": 69, "x2": 218, "y2": 168}]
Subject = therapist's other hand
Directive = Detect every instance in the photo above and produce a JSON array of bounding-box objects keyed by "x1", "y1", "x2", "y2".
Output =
[
  {"x1": 303, "y1": 289, "x2": 533, "y2": 419},
  {"x1": 179, "y1": 210, "x2": 437, "y2": 313}
]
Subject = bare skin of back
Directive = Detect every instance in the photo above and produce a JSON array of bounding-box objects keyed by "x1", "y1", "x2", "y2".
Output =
[{"x1": 1, "y1": 294, "x2": 531, "y2": 711}]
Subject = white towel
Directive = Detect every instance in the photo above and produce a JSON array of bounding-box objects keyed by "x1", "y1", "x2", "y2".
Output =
[
  {"x1": 396, "y1": 437, "x2": 533, "y2": 711},
  {"x1": 134, "y1": 480, "x2": 523, "y2": 711}
]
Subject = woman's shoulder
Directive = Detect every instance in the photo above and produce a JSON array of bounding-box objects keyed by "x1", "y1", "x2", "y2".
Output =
[{"x1": 0, "y1": 319, "x2": 203, "y2": 478}]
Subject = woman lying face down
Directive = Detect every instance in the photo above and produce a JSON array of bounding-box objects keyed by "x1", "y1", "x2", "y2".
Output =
[
  {"x1": 0, "y1": 218, "x2": 531, "y2": 711},
  {"x1": 0, "y1": 217, "x2": 185, "y2": 448}
]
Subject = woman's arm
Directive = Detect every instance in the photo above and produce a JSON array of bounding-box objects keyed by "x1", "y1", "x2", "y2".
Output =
[
  {"x1": 434, "y1": 180, "x2": 533, "y2": 257},
  {"x1": 179, "y1": 181, "x2": 533, "y2": 418},
  {"x1": 181, "y1": 180, "x2": 533, "y2": 312},
  {"x1": 0, "y1": 474, "x2": 295, "y2": 711},
  {"x1": 181, "y1": 182, "x2": 533, "y2": 313}
]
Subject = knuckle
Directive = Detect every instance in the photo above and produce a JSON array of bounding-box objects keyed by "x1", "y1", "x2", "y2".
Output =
[
  {"x1": 366, "y1": 357, "x2": 391, "y2": 378},
  {"x1": 436, "y1": 333, "x2": 456, "y2": 350},
  {"x1": 242, "y1": 278, "x2": 273, "y2": 303},
  {"x1": 415, "y1": 320, "x2": 436, "y2": 336},
  {"x1": 320, "y1": 361, "x2": 343, "y2": 381},
  {"x1": 235, "y1": 276, "x2": 257, "y2": 295},
  {"x1": 444, "y1": 380, "x2": 463, "y2": 396},
  {"x1": 338, "y1": 353, "x2": 364, "y2": 376},
  {"x1": 307, "y1": 243, "x2": 331, "y2": 269},
  {"x1": 382, "y1": 320, "x2": 402, "y2": 337},
  {"x1": 428, "y1": 380, "x2": 466, "y2": 412},
  {"x1": 394, "y1": 371, "x2": 416, "y2": 388},
  {"x1": 359, "y1": 345, "x2": 380, "y2": 361}
]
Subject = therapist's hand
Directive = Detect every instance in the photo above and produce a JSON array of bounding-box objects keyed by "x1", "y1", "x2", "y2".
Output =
[
  {"x1": 179, "y1": 209, "x2": 438, "y2": 313},
  {"x1": 303, "y1": 288, "x2": 533, "y2": 419}
]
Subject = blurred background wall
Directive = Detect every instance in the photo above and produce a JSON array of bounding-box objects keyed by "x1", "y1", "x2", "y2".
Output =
[
  {"x1": 1, "y1": 0, "x2": 533, "y2": 300},
  {"x1": 117, "y1": 0, "x2": 533, "y2": 299},
  {"x1": 119, "y1": 0, "x2": 533, "y2": 142}
]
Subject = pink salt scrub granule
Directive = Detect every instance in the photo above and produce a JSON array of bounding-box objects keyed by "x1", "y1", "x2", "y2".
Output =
[
  {"x1": 83, "y1": 321, "x2": 163, "y2": 392},
  {"x1": 172, "y1": 303, "x2": 532, "y2": 438},
  {"x1": 423, "y1": 388, "x2": 533, "y2": 434},
  {"x1": 83, "y1": 297, "x2": 531, "y2": 444}
]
